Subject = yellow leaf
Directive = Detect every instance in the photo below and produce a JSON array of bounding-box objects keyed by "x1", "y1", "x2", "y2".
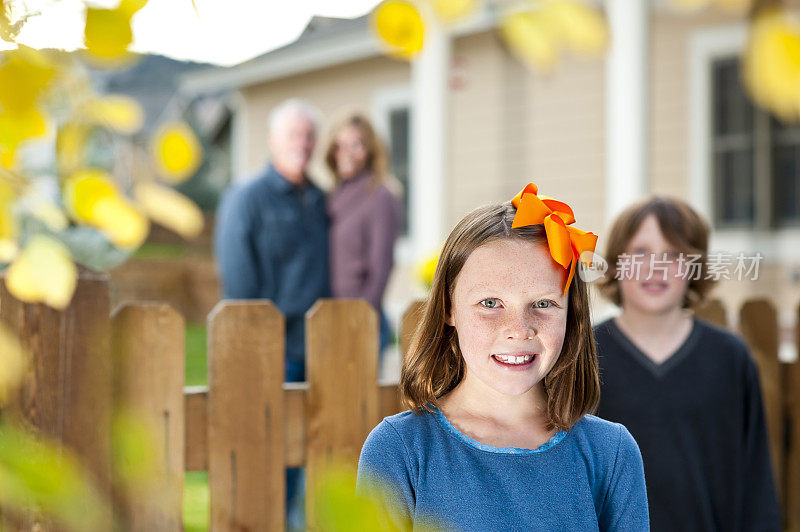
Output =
[
  {"x1": 415, "y1": 250, "x2": 440, "y2": 288},
  {"x1": 5, "y1": 234, "x2": 77, "y2": 309},
  {"x1": 31, "y1": 201, "x2": 69, "y2": 232},
  {"x1": 118, "y1": 0, "x2": 148, "y2": 17},
  {"x1": 92, "y1": 194, "x2": 150, "y2": 248},
  {"x1": 63, "y1": 169, "x2": 149, "y2": 249},
  {"x1": 429, "y1": 0, "x2": 479, "y2": 23},
  {"x1": 83, "y1": 95, "x2": 144, "y2": 134},
  {"x1": 544, "y1": 0, "x2": 608, "y2": 56},
  {"x1": 84, "y1": 6, "x2": 134, "y2": 64},
  {"x1": 0, "y1": 1, "x2": 24, "y2": 43},
  {"x1": 151, "y1": 122, "x2": 203, "y2": 184},
  {"x1": 372, "y1": 0, "x2": 425, "y2": 60},
  {"x1": 112, "y1": 409, "x2": 160, "y2": 489},
  {"x1": 63, "y1": 168, "x2": 117, "y2": 221},
  {"x1": 0, "y1": 238, "x2": 18, "y2": 262},
  {"x1": 0, "y1": 425, "x2": 109, "y2": 530},
  {"x1": 500, "y1": 10, "x2": 559, "y2": 72},
  {"x1": 743, "y1": 10, "x2": 800, "y2": 121},
  {"x1": 0, "y1": 177, "x2": 17, "y2": 239},
  {"x1": 0, "y1": 323, "x2": 26, "y2": 404},
  {"x1": 134, "y1": 182, "x2": 204, "y2": 239},
  {"x1": 57, "y1": 122, "x2": 88, "y2": 174},
  {"x1": 0, "y1": 106, "x2": 47, "y2": 169},
  {"x1": 0, "y1": 46, "x2": 55, "y2": 114}
]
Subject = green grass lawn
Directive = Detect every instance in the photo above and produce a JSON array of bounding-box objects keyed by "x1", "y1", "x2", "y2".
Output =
[
  {"x1": 185, "y1": 324, "x2": 209, "y2": 530},
  {"x1": 185, "y1": 323, "x2": 208, "y2": 387}
]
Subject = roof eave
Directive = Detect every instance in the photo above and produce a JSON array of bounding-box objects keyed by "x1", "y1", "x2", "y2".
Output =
[
  {"x1": 180, "y1": 30, "x2": 380, "y2": 97},
  {"x1": 179, "y1": 9, "x2": 498, "y2": 97}
]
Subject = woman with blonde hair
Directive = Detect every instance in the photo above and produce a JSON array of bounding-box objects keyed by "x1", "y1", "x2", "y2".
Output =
[{"x1": 325, "y1": 110, "x2": 401, "y2": 355}]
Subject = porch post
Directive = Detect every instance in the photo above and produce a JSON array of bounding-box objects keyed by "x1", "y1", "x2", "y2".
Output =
[
  {"x1": 605, "y1": 0, "x2": 650, "y2": 220},
  {"x1": 411, "y1": 10, "x2": 450, "y2": 258}
]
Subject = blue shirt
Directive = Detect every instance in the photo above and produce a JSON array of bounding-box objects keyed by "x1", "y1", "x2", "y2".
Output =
[
  {"x1": 214, "y1": 165, "x2": 330, "y2": 364},
  {"x1": 357, "y1": 408, "x2": 650, "y2": 531}
]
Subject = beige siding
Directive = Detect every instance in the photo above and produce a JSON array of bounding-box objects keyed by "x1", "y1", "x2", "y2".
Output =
[
  {"x1": 449, "y1": 31, "x2": 606, "y2": 237},
  {"x1": 649, "y1": 8, "x2": 741, "y2": 199},
  {"x1": 649, "y1": 9, "x2": 800, "y2": 339},
  {"x1": 241, "y1": 56, "x2": 410, "y2": 189}
]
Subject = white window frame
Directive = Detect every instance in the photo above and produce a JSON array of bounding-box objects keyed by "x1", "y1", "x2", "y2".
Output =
[
  {"x1": 689, "y1": 23, "x2": 800, "y2": 261},
  {"x1": 229, "y1": 90, "x2": 249, "y2": 184},
  {"x1": 371, "y1": 84, "x2": 414, "y2": 265}
]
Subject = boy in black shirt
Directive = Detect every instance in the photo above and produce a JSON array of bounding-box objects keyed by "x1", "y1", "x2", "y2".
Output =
[{"x1": 594, "y1": 197, "x2": 781, "y2": 531}]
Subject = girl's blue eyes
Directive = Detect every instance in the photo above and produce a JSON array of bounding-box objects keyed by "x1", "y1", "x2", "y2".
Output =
[{"x1": 479, "y1": 299, "x2": 555, "y2": 309}]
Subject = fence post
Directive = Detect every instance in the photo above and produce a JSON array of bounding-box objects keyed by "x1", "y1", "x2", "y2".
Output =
[
  {"x1": 400, "y1": 300, "x2": 426, "y2": 360},
  {"x1": 207, "y1": 301, "x2": 285, "y2": 531},
  {"x1": 786, "y1": 305, "x2": 800, "y2": 530},
  {"x1": 0, "y1": 268, "x2": 114, "y2": 529},
  {"x1": 305, "y1": 299, "x2": 379, "y2": 530},
  {"x1": 694, "y1": 298, "x2": 727, "y2": 328},
  {"x1": 739, "y1": 299, "x2": 784, "y2": 505},
  {"x1": 111, "y1": 302, "x2": 185, "y2": 531}
]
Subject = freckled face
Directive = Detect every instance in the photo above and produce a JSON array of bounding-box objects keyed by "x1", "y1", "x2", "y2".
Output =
[{"x1": 447, "y1": 239, "x2": 569, "y2": 398}]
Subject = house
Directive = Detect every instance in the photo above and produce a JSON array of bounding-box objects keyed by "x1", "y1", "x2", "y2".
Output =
[{"x1": 180, "y1": 2, "x2": 800, "y2": 360}]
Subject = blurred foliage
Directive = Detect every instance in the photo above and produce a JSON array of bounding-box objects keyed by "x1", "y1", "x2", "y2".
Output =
[
  {"x1": 111, "y1": 409, "x2": 160, "y2": 490},
  {"x1": 313, "y1": 463, "x2": 442, "y2": 531},
  {"x1": 5, "y1": 233, "x2": 77, "y2": 308},
  {"x1": 0, "y1": 0, "x2": 205, "y2": 311},
  {"x1": 0, "y1": 424, "x2": 108, "y2": 531},
  {"x1": 744, "y1": 8, "x2": 800, "y2": 122},
  {"x1": 185, "y1": 323, "x2": 208, "y2": 387},
  {"x1": 500, "y1": 1, "x2": 608, "y2": 72},
  {"x1": 151, "y1": 121, "x2": 203, "y2": 184},
  {"x1": 371, "y1": 0, "x2": 800, "y2": 123},
  {"x1": 416, "y1": 249, "x2": 439, "y2": 289},
  {"x1": 372, "y1": 1, "x2": 426, "y2": 59},
  {"x1": 183, "y1": 472, "x2": 210, "y2": 531},
  {"x1": 0, "y1": 1, "x2": 203, "y2": 529},
  {"x1": 0, "y1": 322, "x2": 26, "y2": 404}
]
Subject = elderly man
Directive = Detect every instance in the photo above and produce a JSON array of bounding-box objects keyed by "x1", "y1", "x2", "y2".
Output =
[
  {"x1": 215, "y1": 99, "x2": 327, "y2": 530},
  {"x1": 215, "y1": 98, "x2": 329, "y2": 382}
]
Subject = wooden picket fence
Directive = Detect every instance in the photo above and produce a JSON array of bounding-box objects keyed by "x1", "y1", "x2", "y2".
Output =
[{"x1": 0, "y1": 271, "x2": 798, "y2": 531}]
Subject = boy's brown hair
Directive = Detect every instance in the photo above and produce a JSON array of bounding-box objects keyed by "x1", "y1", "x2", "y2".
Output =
[
  {"x1": 596, "y1": 196, "x2": 714, "y2": 309},
  {"x1": 400, "y1": 202, "x2": 600, "y2": 431}
]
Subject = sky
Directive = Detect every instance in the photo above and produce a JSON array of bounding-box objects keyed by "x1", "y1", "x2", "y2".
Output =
[{"x1": 1, "y1": 0, "x2": 383, "y2": 66}]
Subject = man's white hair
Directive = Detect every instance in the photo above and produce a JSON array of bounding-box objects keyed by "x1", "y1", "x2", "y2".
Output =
[{"x1": 268, "y1": 98, "x2": 321, "y2": 135}]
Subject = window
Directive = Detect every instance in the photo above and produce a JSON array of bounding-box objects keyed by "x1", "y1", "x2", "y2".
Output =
[{"x1": 711, "y1": 57, "x2": 800, "y2": 229}]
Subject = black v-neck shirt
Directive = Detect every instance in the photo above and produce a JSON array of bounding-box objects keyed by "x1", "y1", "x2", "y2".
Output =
[{"x1": 594, "y1": 318, "x2": 781, "y2": 532}]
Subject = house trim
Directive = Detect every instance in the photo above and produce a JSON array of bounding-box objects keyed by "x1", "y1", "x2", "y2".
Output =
[
  {"x1": 179, "y1": 10, "x2": 496, "y2": 97},
  {"x1": 689, "y1": 22, "x2": 800, "y2": 261}
]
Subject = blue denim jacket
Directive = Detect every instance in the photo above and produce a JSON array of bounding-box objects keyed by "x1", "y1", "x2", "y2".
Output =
[{"x1": 214, "y1": 165, "x2": 330, "y2": 364}]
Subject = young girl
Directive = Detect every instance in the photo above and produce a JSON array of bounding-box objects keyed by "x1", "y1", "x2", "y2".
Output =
[
  {"x1": 594, "y1": 197, "x2": 781, "y2": 531},
  {"x1": 357, "y1": 184, "x2": 650, "y2": 531}
]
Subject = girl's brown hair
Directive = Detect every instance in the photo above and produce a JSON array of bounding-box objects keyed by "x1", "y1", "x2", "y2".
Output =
[
  {"x1": 324, "y1": 110, "x2": 389, "y2": 188},
  {"x1": 401, "y1": 202, "x2": 599, "y2": 431},
  {"x1": 596, "y1": 196, "x2": 714, "y2": 309}
]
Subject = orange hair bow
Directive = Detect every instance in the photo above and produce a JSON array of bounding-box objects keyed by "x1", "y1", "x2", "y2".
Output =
[{"x1": 510, "y1": 183, "x2": 598, "y2": 297}]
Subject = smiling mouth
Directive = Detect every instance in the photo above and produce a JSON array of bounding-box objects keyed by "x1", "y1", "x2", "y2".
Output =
[{"x1": 492, "y1": 354, "x2": 536, "y2": 366}]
